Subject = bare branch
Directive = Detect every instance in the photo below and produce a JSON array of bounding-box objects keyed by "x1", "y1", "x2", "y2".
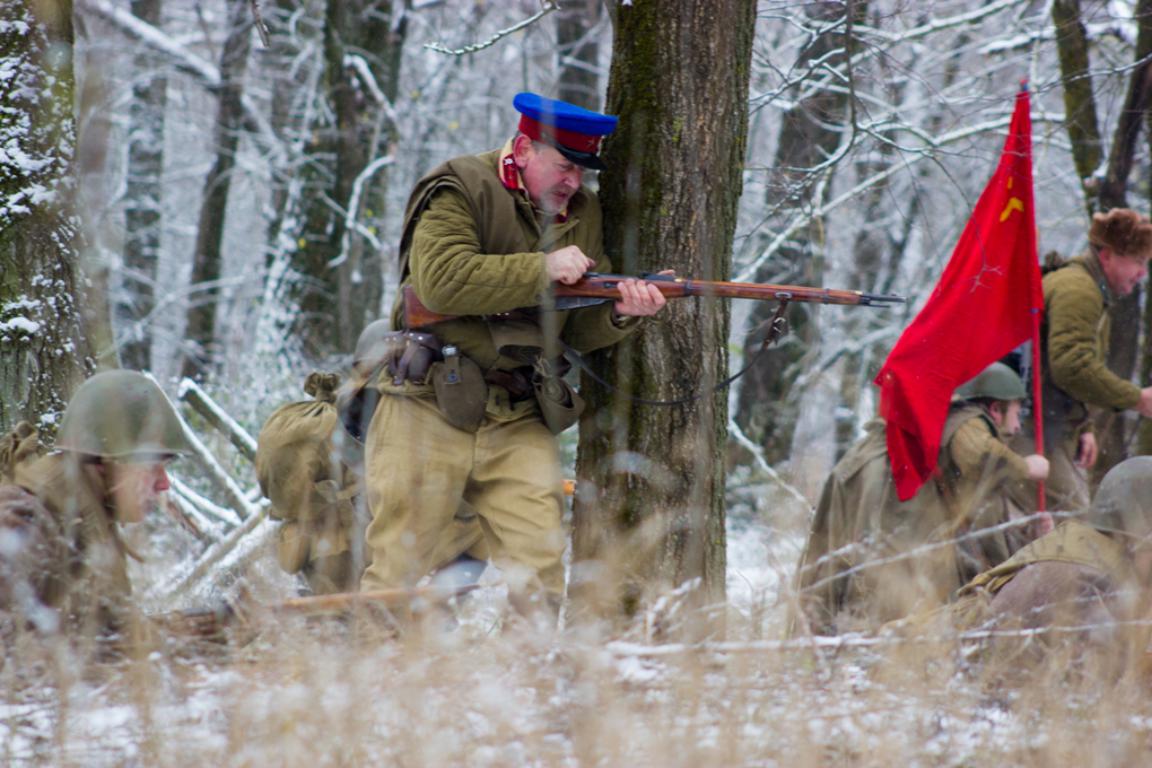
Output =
[{"x1": 424, "y1": 0, "x2": 559, "y2": 56}]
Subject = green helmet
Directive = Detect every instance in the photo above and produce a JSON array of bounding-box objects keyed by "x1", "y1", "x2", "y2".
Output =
[
  {"x1": 955, "y1": 362, "x2": 1026, "y2": 402},
  {"x1": 55, "y1": 371, "x2": 191, "y2": 460},
  {"x1": 1084, "y1": 457, "x2": 1152, "y2": 541}
]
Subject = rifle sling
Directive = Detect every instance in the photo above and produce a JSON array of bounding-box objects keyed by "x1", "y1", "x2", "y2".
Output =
[{"x1": 562, "y1": 300, "x2": 790, "y2": 408}]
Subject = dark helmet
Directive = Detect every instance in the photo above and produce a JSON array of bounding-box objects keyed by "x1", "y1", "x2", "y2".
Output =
[
  {"x1": 1083, "y1": 457, "x2": 1152, "y2": 541},
  {"x1": 955, "y1": 362, "x2": 1027, "y2": 402},
  {"x1": 55, "y1": 371, "x2": 191, "y2": 460}
]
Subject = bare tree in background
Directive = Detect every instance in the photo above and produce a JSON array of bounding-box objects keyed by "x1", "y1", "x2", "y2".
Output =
[
  {"x1": 182, "y1": 0, "x2": 253, "y2": 380},
  {"x1": 572, "y1": 0, "x2": 755, "y2": 629},
  {"x1": 273, "y1": 0, "x2": 406, "y2": 359},
  {"x1": 556, "y1": 0, "x2": 602, "y2": 110},
  {"x1": 0, "y1": 0, "x2": 91, "y2": 432},
  {"x1": 117, "y1": 0, "x2": 168, "y2": 371},
  {"x1": 1051, "y1": 0, "x2": 1152, "y2": 479},
  {"x1": 732, "y1": 2, "x2": 868, "y2": 467}
]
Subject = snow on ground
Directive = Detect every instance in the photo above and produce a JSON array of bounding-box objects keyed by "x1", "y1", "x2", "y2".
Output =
[{"x1": 3, "y1": 471, "x2": 1152, "y2": 765}]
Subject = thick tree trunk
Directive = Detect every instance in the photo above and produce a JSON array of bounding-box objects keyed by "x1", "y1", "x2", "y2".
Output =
[
  {"x1": 181, "y1": 0, "x2": 252, "y2": 380},
  {"x1": 0, "y1": 0, "x2": 90, "y2": 433},
  {"x1": 732, "y1": 3, "x2": 866, "y2": 466},
  {"x1": 572, "y1": 0, "x2": 755, "y2": 634},
  {"x1": 118, "y1": 0, "x2": 167, "y2": 371}
]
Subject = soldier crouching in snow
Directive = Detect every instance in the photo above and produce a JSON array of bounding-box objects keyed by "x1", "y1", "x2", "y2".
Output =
[
  {"x1": 946, "y1": 456, "x2": 1152, "y2": 680},
  {"x1": 0, "y1": 370, "x2": 189, "y2": 653},
  {"x1": 792, "y1": 362, "x2": 1050, "y2": 636}
]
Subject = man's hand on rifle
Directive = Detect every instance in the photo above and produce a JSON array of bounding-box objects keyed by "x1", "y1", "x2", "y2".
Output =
[
  {"x1": 614, "y1": 271, "x2": 672, "y2": 317},
  {"x1": 545, "y1": 245, "x2": 595, "y2": 285}
]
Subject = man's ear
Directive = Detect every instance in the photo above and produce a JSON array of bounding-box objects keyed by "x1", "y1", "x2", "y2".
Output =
[
  {"x1": 988, "y1": 400, "x2": 1005, "y2": 423},
  {"x1": 512, "y1": 134, "x2": 534, "y2": 169}
]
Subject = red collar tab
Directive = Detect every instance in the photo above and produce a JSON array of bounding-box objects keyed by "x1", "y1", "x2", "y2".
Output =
[{"x1": 500, "y1": 153, "x2": 521, "y2": 191}]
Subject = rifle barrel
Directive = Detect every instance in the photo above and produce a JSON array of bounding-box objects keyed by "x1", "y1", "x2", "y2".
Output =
[{"x1": 554, "y1": 273, "x2": 904, "y2": 308}]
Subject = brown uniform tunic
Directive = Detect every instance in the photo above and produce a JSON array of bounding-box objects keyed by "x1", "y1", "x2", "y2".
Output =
[
  {"x1": 793, "y1": 403, "x2": 1033, "y2": 635},
  {"x1": 1027, "y1": 255, "x2": 1142, "y2": 510}
]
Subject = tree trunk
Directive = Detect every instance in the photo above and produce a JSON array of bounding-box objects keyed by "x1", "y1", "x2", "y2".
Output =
[
  {"x1": 572, "y1": 0, "x2": 755, "y2": 635},
  {"x1": 1140, "y1": 105, "x2": 1152, "y2": 457},
  {"x1": 181, "y1": 0, "x2": 252, "y2": 380},
  {"x1": 1052, "y1": 0, "x2": 1103, "y2": 210},
  {"x1": 118, "y1": 0, "x2": 168, "y2": 371},
  {"x1": 283, "y1": 0, "x2": 405, "y2": 359},
  {"x1": 732, "y1": 2, "x2": 867, "y2": 466},
  {"x1": 1093, "y1": 0, "x2": 1152, "y2": 481},
  {"x1": 556, "y1": 0, "x2": 602, "y2": 110},
  {"x1": 0, "y1": 0, "x2": 90, "y2": 433}
]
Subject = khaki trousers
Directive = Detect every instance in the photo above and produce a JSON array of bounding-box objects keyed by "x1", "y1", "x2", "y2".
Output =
[{"x1": 361, "y1": 394, "x2": 565, "y2": 598}]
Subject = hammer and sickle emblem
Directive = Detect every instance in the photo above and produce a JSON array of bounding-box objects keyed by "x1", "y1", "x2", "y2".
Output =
[{"x1": 999, "y1": 176, "x2": 1024, "y2": 222}]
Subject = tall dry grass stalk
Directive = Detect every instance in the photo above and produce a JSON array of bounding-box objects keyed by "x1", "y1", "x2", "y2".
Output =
[{"x1": 3, "y1": 581, "x2": 1152, "y2": 767}]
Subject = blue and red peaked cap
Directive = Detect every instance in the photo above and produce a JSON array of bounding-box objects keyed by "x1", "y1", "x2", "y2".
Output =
[{"x1": 513, "y1": 92, "x2": 618, "y2": 170}]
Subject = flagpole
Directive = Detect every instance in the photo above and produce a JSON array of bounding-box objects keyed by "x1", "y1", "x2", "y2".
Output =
[
  {"x1": 1020, "y1": 79, "x2": 1048, "y2": 521},
  {"x1": 1032, "y1": 308, "x2": 1045, "y2": 512}
]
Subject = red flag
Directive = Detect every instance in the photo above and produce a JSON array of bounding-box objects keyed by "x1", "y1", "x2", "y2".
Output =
[{"x1": 874, "y1": 87, "x2": 1042, "y2": 501}]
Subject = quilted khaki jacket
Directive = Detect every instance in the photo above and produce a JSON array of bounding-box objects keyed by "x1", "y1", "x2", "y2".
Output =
[
  {"x1": 391, "y1": 149, "x2": 636, "y2": 374},
  {"x1": 1041, "y1": 255, "x2": 1141, "y2": 436}
]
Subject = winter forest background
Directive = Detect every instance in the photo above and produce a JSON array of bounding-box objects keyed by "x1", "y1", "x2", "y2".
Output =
[{"x1": 3, "y1": 0, "x2": 1152, "y2": 764}]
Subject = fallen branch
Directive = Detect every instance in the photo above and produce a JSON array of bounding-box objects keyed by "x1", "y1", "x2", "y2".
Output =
[{"x1": 178, "y1": 378, "x2": 258, "y2": 463}]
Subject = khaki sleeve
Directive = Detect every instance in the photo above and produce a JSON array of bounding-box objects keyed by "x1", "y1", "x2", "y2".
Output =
[
  {"x1": 408, "y1": 188, "x2": 550, "y2": 315},
  {"x1": 1046, "y1": 274, "x2": 1141, "y2": 410},
  {"x1": 560, "y1": 235, "x2": 643, "y2": 353},
  {"x1": 949, "y1": 418, "x2": 1031, "y2": 483}
]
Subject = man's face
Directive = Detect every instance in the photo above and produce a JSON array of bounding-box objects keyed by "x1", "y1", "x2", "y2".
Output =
[
  {"x1": 513, "y1": 136, "x2": 584, "y2": 215},
  {"x1": 990, "y1": 400, "x2": 1023, "y2": 436},
  {"x1": 1099, "y1": 248, "x2": 1150, "y2": 296},
  {"x1": 105, "y1": 459, "x2": 172, "y2": 524}
]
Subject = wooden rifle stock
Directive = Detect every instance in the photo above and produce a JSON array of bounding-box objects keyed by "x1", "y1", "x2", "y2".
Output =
[
  {"x1": 403, "y1": 273, "x2": 904, "y2": 328},
  {"x1": 154, "y1": 583, "x2": 480, "y2": 638}
]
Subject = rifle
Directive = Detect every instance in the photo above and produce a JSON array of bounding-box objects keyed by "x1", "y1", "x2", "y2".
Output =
[
  {"x1": 402, "y1": 272, "x2": 904, "y2": 328},
  {"x1": 153, "y1": 583, "x2": 480, "y2": 640}
]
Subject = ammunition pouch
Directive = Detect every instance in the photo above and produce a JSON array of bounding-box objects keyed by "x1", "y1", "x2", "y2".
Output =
[
  {"x1": 483, "y1": 367, "x2": 535, "y2": 402},
  {"x1": 384, "y1": 331, "x2": 444, "y2": 385},
  {"x1": 432, "y1": 347, "x2": 488, "y2": 432},
  {"x1": 532, "y1": 357, "x2": 584, "y2": 434}
]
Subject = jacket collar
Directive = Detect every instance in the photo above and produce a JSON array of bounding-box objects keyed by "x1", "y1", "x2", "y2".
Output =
[{"x1": 1076, "y1": 251, "x2": 1115, "y2": 307}]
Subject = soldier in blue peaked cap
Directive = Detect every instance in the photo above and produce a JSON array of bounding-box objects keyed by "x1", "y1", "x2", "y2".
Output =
[
  {"x1": 512, "y1": 92, "x2": 619, "y2": 170},
  {"x1": 359, "y1": 93, "x2": 669, "y2": 627}
]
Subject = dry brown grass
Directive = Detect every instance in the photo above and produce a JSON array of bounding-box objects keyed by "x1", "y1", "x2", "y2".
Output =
[{"x1": 4, "y1": 587, "x2": 1152, "y2": 767}]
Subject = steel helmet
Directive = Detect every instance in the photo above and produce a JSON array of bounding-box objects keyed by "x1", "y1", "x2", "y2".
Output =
[
  {"x1": 55, "y1": 371, "x2": 190, "y2": 460},
  {"x1": 1084, "y1": 457, "x2": 1152, "y2": 541},
  {"x1": 955, "y1": 362, "x2": 1027, "y2": 402}
]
